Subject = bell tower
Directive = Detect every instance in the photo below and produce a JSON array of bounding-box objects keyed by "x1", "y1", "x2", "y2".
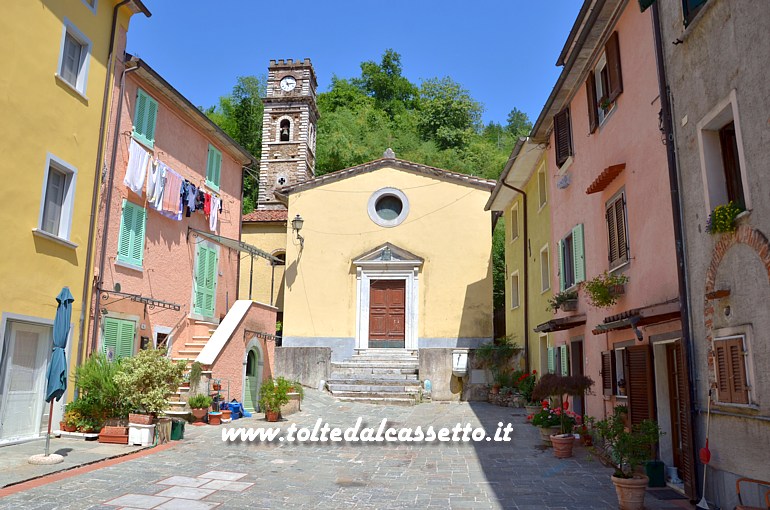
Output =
[{"x1": 257, "y1": 58, "x2": 318, "y2": 209}]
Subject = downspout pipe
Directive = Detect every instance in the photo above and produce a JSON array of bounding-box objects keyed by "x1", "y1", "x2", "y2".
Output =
[
  {"x1": 91, "y1": 56, "x2": 141, "y2": 353},
  {"x1": 651, "y1": 2, "x2": 700, "y2": 499},
  {"x1": 77, "y1": 1, "x2": 146, "y2": 367},
  {"x1": 501, "y1": 181, "x2": 529, "y2": 374}
]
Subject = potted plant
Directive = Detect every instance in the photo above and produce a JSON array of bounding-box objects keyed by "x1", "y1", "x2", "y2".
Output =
[
  {"x1": 114, "y1": 348, "x2": 186, "y2": 425},
  {"x1": 530, "y1": 402, "x2": 563, "y2": 445},
  {"x1": 515, "y1": 371, "x2": 541, "y2": 418},
  {"x1": 584, "y1": 272, "x2": 629, "y2": 308},
  {"x1": 532, "y1": 373, "x2": 595, "y2": 457},
  {"x1": 180, "y1": 374, "x2": 190, "y2": 389},
  {"x1": 579, "y1": 415, "x2": 595, "y2": 446},
  {"x1": 212, "y1": 378, "x2": 222, "y2": 392},
  {"x1": 706, "y1": 201, "x2": 743, "y2": 234},
  {"x1": 62, "y1": 402, "x2": 79, "y2": 432},
  {"x1": 208, "y1": 410, "x2": 222, "y2": 425},
  {"x1": 259, "y1": 377, "x2": 290, "y2": 422},
  {"x1": 595, "y1": 405, "x2": 662, "y2": 510},
  {"x1": 547, "y1": 290, "x2": 579, "y2": 312},
  {"x1": 617, "y1": 378, "x2": 627, "y2": 396},
  {"x1": 187, "y1": 394, "x2": 212, "y2": 422}
]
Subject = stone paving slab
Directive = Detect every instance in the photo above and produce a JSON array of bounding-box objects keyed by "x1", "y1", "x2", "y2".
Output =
[
  {"x1": 0, "y1": 437, "x2": 146, "y2": 488},
  {"x1": 0, "y1": 390, "x2": 691, "y2": 509}
]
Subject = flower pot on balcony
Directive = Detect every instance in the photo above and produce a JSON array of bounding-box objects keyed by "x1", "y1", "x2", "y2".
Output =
[
  {"x1": 561, "y1": 299, "x2": 578, "y2": 311},
  {"x1": 609, "y1": 284, "x2": 625, "y2": 296}
]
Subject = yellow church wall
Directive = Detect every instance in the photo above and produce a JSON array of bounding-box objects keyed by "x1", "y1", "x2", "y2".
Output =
[
  {"x1": 282, "y1": 166, "x2": 493, "y2": 356},
  {"x1": 239, "y1": 223, "x2": 288, "y2": 310}
]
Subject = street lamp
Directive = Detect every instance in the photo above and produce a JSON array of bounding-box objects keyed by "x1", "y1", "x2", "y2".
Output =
[{"x1": 292, "y1": 214, "x2": 304, "y2": 249}]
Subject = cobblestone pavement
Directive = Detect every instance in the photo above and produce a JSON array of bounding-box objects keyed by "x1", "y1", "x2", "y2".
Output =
[{"x1": 0, "y1": 391, "x2": 690, "y2": 509}]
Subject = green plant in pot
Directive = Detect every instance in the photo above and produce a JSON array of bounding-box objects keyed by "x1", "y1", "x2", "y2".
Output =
[
  {"x1": 584, "y1": 272, "x2": 628, "y2": 308},
  {"x1": 595, "y1": 405, "x2": 662, "y2": 510},
  {"x1": 547, "y1": 289, "x2": 578, "y2": 312},
  {"x1": 259, "y1": 377, "x2": 290, "y2": 422},
  {"x1": 72, "y1": 353, "x2": 131, "y2": 432},
  {"x1": 114, "y1": 348, "x2": 185, "y2": 424},
  {"x1": 532, "y1": 373, "x2": 594, "y2": 457},
  {"x1": 187, "y1": 394, "x2": 212, "y2": 422},
  {"x1": 706, "y1": 201, "x2": 743, "y2": 234}
]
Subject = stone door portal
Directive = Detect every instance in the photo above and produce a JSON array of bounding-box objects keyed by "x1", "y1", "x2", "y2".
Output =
[{"x1": 368, "y1": 280, "x2": 406, "y2": 348}]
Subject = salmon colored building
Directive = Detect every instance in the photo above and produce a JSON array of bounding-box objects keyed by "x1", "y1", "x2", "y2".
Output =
[
  {"x1": 530, "y1": 1, "x2": 696, "y2": 496},
  {"x1": 90, "y1": 55, "x2": 277, "y2": 414}
]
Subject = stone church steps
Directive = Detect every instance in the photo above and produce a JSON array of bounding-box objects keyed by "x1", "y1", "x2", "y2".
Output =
[{"x1": 327, "y1": 350, "x2": 421, "y2": 405}]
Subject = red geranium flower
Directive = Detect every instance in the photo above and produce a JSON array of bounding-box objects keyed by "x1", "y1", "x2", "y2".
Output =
[{"x1": 563, "y1": 401, "x2": 569, "y2": 410}]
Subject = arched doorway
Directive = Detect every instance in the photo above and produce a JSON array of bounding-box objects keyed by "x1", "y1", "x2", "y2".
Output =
[{"x1": 243, "y1": 342, "x2": 263, "y2": 413}]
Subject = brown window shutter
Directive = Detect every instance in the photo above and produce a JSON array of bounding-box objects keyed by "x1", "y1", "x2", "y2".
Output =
[
  {"x1": 586, "y1": 74, "x2": 598, "y2": 134},
  {"x1": 714, "y1": 342, "x2": 733, "y2": 402},
  {"x1": 625, "y1": 345, "x2": 655, "y2": 425},
  {"x1": 672, "y1": 341, "x2": 697, "y2": 498},
  {"x1": 615, "y1": 195, "x2": 628, "y2": 264},
  {"x1": 606, "y1": 31, "x2": 623, "y2": 102},
  {"x1": 601, "y1": 350, "x2": 615, "y2": 396},
  {"x1": 606, "y1": 202, "x2": 618, "y2": 265},
  {"x1": 554, "y1": 108, "x2": 573, "y2": 167},
  {"x1": 728, "y1": 339, "x2": 749, "y2": 404}
]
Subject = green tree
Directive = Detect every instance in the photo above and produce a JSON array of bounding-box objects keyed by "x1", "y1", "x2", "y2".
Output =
[
  {"x1": 417, "y1": 77, "x2": 482, "y2": 151},
  {"x1": 353, "y1": 49, "x2": 418, "y2": 117},
  {"x1": 492, "y1": 218, "x2": 507, "y2": 310},
  {"x1": 505, "y1": 107, "x2": 533, "y2": 137}
]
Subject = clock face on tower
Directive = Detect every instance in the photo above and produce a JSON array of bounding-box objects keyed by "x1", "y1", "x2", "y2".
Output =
[{"x1": 280, "y1": 76, "x2": 296, "y2": 92}]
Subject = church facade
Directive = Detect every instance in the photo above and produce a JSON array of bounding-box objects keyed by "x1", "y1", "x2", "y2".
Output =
[{"x1": 241, "y1": 59, "x2": 495, "y2": 364}]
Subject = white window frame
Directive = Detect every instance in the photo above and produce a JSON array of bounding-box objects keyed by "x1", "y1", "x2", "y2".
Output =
[
  {"x1": 696, "y1": 89, "x2": 750, "y2": 212},
  {"x1": 537, "y1": 162, "x2": 547, "y2": 210},
  {"x1": 33, "y1": 154, "x2": 78, "y2": 248},
  {"x1": 81, "y1": 0, "x2": 97, "y2": 14},
  {"x1": 540, "y1": 244, "x2": 550, "y2": 293},
  {"x1": 614, "y1": 346, "x2": 627, "y2": 398},
  {"x1": 510, "y1": 203, "x2": 519, "y2": 242},
  {"x1": 594, "y1": 53, "x2": 616, "y2": 126},
  {"x1": 56, "y1": 19, "x2": 92, "y2": 97},
  {"x1": 510, "y1": 271, "x2": 520, "y2": 309}
]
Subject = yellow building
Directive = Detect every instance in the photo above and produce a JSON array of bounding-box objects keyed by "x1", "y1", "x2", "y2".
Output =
[
  {"x1": 240, "y1": 211, "x2": 287, "y2": 315},
  {"x1": 277, "y1": 155, "x2": 495, "y2": 361},
  {"x1": 0, "y1": 0, "x2": 149, "y2": 443},
  {"x1": 486, "y1": 139, "x2": 554, "y2": 379}
]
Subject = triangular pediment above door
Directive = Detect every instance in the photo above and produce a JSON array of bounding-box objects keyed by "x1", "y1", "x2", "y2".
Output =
[{"x1": 352, "y1": 242, "x2": 424, "y2": 266}]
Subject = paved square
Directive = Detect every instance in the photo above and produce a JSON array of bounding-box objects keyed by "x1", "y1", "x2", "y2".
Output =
[{"x1": 0, "y1": 390, "x2": 690, "y2": 509}]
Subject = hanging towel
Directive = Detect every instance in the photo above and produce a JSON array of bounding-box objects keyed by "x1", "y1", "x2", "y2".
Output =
[
  {"x1": 160, "y1": 168, "x2": 183, "y2": 221},
  {"x1": 146, "y1": 161, "x2": 166, "y2": 211},
  {"x1": 209, "y1": 196, "x2": 221, "y2": 232},
  {"x1": 123, "y1": 139, "x2": 151, "y2": 196},
  {"x1": 204, "y1": 193, "x2": 212, "y2": 215}
]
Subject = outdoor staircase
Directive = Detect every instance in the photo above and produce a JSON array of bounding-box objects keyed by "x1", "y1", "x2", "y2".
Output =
[
  {"x1": 327, "y1": 349, "x2": 421, "y2": 406},
  {"x1": 164, "y1": 320, "x2": 217, "y2": 418}
]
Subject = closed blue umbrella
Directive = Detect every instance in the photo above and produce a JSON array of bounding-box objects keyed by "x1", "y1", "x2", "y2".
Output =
[{"x1": 43, "y1": 287, "x2": 74, "y2": 457}]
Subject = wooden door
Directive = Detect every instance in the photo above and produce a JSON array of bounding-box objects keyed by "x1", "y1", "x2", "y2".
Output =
[
  {"x1": 625, "y1": 344, "x2": 656, "y2": 425},
  {"x1": 570, "y1": 340, "x2": 584, "y2": 416},
  {"x1": 369, "y1": 280, "x2": 406, "y2": 348},
  {"x1": 668, "y1": 341, "x2": 696, "y2": 498}
]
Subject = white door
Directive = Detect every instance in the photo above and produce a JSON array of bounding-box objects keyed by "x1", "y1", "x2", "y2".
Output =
[{"x1": 0, "y1": 322, "x2": 52, "y2": 441}]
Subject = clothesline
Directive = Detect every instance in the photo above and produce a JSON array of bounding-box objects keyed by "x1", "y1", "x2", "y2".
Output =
[{"x1": 123, "y1": 138, "x2": 222, "y2": 232}]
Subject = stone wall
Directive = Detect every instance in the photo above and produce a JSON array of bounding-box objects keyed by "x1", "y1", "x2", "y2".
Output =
[
  {"x1": 274, "y1": 347, "x2": 331, "y2": 389},
  {"x1": 418, "y1": 348, "x2": 490, "y2": 402}
]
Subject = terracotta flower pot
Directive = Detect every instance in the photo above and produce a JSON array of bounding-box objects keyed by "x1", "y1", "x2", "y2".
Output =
[
  {"x1": 64, "y1": 423, "x2": 77, "y2": 433},
  {"x1": 265, "y1": 409, "x2": 280, "y2": 422},
  {"x1": 611, "y1": 474, "x2": 649, "y2": 510},
  {"x1": 208, "y1": 412, "x2": 222, "y2": 425},
  {"x1": 128, "y1": 413, "x2": 153, "y2": 425},
  {"x1": 221, "y1": 410, "x2": 232, "y2": 420},
  {"x1": 550, "y1": 434, "x2": 575, "y2": 458},
  {"x1": 191, "y1": 408, "x2": 208, "y2": 422},
  {"x1": 212, "y1": 384, "x2": 222, "y2": 391}
]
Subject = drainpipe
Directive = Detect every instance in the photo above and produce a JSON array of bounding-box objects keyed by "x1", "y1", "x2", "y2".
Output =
[
  {"x1": 77, "y1": 1, "x2": 147, "y2": 367},
  {"x1": 651, "y1": 2, "x2": 700, "y2": 496},
  {"x1": 90, "y1": 56, "x2": 141, "y2": 353},
  {"x1": 501, "y1": 181, "x2": 529, "y2": 374}
]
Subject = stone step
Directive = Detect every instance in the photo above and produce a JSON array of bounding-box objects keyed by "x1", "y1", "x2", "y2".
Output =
[
  {"x1": 327, "y1": 377, "x2": 421, "y2": 385},
  {"x1": 328, "y1": 383, "x2": 420, "y2": 393},
  {"x1": 330, "y1": 371, "x2": 418, "y2": 381},
  {"x1": 332, "y1": 361, "x2": 419, "y2": 369},
  {"x1": 163, "y1": 410, "x2": 190, "y2": 417},
  {"x1": 332, "y1": 366, "x2": 418, "y2": 374},
  {"x1": 330, "y1": 390, "x2": 421, "y2": 399},
  {"x1": 178, "y1": 349, "x2": 203, "y2": 356},
  {"x1": 190, "y1": 337, "x2": 210, "y2": 342},
  {"x1": 335, "y1": 396, "x2": 417, "y2": 406}
]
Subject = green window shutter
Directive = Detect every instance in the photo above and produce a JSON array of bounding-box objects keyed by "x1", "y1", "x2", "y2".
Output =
[
  {"x1": 102, "y1": 318, "x2": 119, "y2": 358},
  {"x1": 117, "y1": 201, "x2": 146, "y2": 267},
  {"x1": 206, "y1": 145, "x2": 222, "y2": 190},
  {"x1": 117, "y1": 320, "x2": 135, "y2": 358},
  {"x1": 557, "y1": 239, "x2": 566, "y2": 292},
  {"x1": 194, "y1": 245, "x2": 217, "y2": 317},
  {"x1": 572, "y1": 224, "x2": 585, "y2": 284},
  {"x1": 560, "y1": 345, "x2": 569, "y2": 375},
  {"x1": 547, "y1": 347, "x2": 555, "y2": 374},
  {"x1": 133, "y1": 89, "x2": 158, "y2": 148}
]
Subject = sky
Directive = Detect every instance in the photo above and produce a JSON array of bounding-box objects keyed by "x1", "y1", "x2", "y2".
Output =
[{"x1": 126, "y1": 1, "x2": 583, "y2": 126}]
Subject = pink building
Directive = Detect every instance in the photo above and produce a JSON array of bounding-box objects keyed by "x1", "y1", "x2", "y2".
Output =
[
  {"x1": 88, "y1": 55, "x2": 277, "y2": 413},
  {"x1": 530, "y1": 1, "x2": 695, "y2": 495}
]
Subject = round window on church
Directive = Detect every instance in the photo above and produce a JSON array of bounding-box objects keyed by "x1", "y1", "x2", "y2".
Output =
[{"x1": 368, "y1": 188, "x2": 409, "y2": 227}]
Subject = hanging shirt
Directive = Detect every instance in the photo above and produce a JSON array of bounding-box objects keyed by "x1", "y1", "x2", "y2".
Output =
[
  {"x1": 209, "y1": 196, "x2": 221, "y2": 232},
  {"x1": 160, "y1": 168, "x2": 183, "y2": 221},
  {"x1": 185, "y1": 182, "x2": 197, "y2": 216},
  {"x1": 123, "y1": 139, "x2": 151, "y2": 196},
  {"x1": 146, "y1": 161, "x2": 165, "y2": 211}
]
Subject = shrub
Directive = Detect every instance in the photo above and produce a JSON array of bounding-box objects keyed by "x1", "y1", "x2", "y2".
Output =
[
  {"x1": 73, "y1": 352, "x2": 130, "y2": 424},
  {"x1": 476, "y1": 337, "x2": 522, "y2": 382},
  {"x1": 187, "y1": 394, "x2": 212, "y2": 409},
  {"x1": 583, "y1": 272, "x2": 628, "y2": 308},
  {"x1": 595, "y1": 405, "x2": 662, "y2": 478},
  {"x1": 259, "y1": 377, "x2": 290, "y2": 412},
  {"x1": 113, "y1": 348, "x2": 185, "y2": 416}
]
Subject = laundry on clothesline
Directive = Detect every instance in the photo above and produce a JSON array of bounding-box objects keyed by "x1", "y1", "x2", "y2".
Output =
[{"x1": 124, "y1": 139, "x2": 152, "y2": 197}]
